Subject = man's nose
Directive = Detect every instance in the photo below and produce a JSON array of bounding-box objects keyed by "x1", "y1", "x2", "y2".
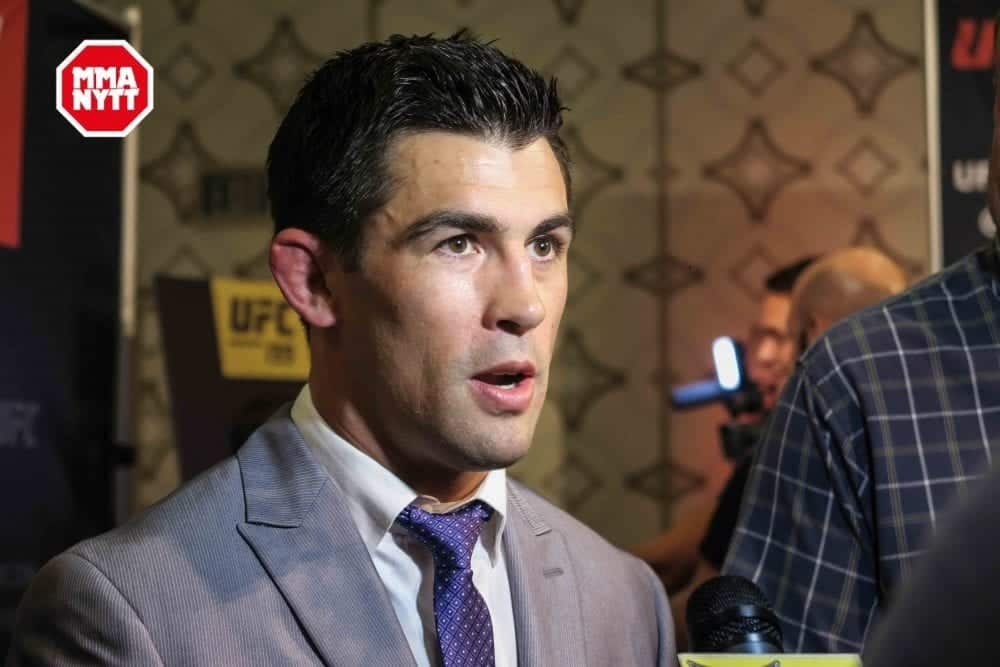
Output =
[{"x1": 483, "y1": 255, "x2": 545, "y2": 335}]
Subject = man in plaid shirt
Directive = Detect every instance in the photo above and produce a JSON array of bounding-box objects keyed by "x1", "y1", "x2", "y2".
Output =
[{"x1": 723, "y1": 25, "x2": 1000, "y2": 653}]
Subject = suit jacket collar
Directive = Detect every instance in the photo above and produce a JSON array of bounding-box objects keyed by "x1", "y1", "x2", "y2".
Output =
[
  {"x1": 504, "y1": 483, "x2": 588, "y2": 666},
  {"x1": 236, "y1": 409, "x2": 586, "y2": 666},
  {"x1": 236, "y1": 407, "x2": 417, "y2": 666}
]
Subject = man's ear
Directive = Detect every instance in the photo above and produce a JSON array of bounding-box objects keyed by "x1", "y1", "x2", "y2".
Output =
[{"x1": 270, "y1": 228, "x2": 337, "y2": 328}]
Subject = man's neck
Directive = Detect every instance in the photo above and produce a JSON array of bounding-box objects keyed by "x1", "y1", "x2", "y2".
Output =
[
  {"x1": 307, "y1": 378, "x2": 490, "y2": 503},
  {"x1": 405, "y1": 469, "x2": 490, "y2": 503}
]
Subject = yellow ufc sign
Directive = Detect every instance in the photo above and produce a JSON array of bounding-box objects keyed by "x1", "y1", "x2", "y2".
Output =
[{"x1": 209, "y1": 277, "x2": 309, "y2": 381}]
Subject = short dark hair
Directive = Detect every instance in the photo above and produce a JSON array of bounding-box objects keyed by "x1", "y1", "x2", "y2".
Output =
[
  {"x1": 267, "y1": 31, "x2": 570, "y2": 270},
  {"x1": 764, "y1": 256, "x2": 817, "y2": 294}
]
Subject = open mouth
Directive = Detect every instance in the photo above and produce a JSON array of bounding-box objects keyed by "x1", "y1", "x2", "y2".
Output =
[
  {"x1": 475, "y1": 372, "x2": 529, "y2": 389},
  {"x1": 469, "y1": 362, "x2": 537, "y2": 413}
]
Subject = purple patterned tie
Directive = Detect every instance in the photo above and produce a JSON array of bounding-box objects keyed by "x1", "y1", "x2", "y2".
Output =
[{"x1": 396, "y1": 500, "x2": 496, "y2": 667}]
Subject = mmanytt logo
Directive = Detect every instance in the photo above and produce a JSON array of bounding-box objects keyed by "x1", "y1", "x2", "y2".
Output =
[{"x1": 56, "y1": 39, "x2": 154, "y2": 137}]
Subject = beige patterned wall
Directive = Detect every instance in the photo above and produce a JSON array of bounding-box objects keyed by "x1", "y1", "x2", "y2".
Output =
[{"x1": 96, "y1": 0, "x2": 928, "y2": 549}]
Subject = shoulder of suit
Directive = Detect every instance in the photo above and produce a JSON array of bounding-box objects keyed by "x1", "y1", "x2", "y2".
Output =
[
  {"x1": 507, "y1": 479, "x2": 651, "y2": 575},
  {"x1": 70, "y1": 455, "x2": 244, "y2": 561}
]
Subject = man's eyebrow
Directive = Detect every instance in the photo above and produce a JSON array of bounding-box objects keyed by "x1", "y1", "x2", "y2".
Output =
[
  {"x1": 396, "y1": 209, "x2": 575, "y2": 245},
  {"x1": 531, "y1": 213, "x2": 575, "y2": 239},
  {"x1": 397, "y1": 210, "x2": 502, "y2": 245}
]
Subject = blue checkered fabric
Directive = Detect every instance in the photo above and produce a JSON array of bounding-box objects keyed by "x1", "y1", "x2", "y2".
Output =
[
  {"x1": 397, "y1": 500, "x2": 496, "y2": 667},
  {"x1": 724, "y1": 243, "x2": 1000, "y2": 653}
]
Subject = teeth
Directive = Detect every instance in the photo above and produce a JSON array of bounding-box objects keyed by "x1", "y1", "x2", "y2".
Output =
[{"x1": 498, "y1": 382, "x2": 516, "y2": 389}]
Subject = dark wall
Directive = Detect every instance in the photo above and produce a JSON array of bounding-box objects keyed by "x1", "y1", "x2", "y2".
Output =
[{"x1": 0, "y1": 0, "x2": 125, "y2": 652}]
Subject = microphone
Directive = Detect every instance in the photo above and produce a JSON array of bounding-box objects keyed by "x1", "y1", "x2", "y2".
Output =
[
  {"x1": 680, "y1": 575, "x2": 861, "y2": 667},
  {"x1": 670, "y1": 336, "x2": 762, "y2": 413},
  {"x1": 686, "y1": 575, "x2": 783, "y2": 654}
]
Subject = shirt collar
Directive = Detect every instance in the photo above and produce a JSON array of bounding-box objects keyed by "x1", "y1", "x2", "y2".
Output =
[
  {"x1": 412, "y1": 465, "x2": 508, "y2": 565},
  {"x1": 290, "y1": 385, "x2": 508, "y2": 564}
]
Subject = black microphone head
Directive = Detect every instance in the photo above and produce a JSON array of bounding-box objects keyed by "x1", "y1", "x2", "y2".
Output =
[{"x1": 686, "y1": 575, "x2": 784, "y2": 654}]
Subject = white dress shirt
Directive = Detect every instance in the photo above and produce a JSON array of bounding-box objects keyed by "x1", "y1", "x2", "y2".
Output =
[{"x1": 291, "y1": 386, "x2": 518, "y2": 667}]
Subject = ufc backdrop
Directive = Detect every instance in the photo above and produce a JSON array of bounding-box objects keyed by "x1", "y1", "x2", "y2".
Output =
[
  {"x1": 156, "y1": 276, "x2": 305, "y2": 481},
  {"x1": 936, "y1": 0, "x2": 999, "y2": 266},
  {"x1": 0, "y1": 0, "x2": 126, "y2": 652}
]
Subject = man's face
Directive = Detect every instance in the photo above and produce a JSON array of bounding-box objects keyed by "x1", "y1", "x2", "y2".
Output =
[
  {"x1": 746, "y1": 292, "x2": 795, "y2": 412},
  {"x1": 333, "y1": 132, "x2": 571, "y2": 474}
]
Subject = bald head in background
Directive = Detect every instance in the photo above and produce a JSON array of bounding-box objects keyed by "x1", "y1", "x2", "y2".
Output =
[{"x1": 788, "y1": 247, "x2": 907, "y2": 354}]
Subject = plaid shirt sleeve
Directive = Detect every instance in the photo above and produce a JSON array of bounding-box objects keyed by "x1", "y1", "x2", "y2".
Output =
[{"x1": 723, "y1": 336, "x2": 880, "y2": 654}]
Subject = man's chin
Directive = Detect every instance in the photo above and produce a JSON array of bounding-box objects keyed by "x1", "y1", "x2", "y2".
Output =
[{"x1": 447, "y1": 427, "x2": 534, "y2": 471}]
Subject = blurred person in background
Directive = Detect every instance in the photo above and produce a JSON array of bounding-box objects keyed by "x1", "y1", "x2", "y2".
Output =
[
  {"x1": 633, "y1": 257, "x2": 814, "y2": 643},
  {"x1": 724, "y1": 42, "x2": 1000, "y2": 646},
  {"x1": 648, "y1": 247, "x2": 906, "y2": 650},
  {"x1": 787, "y1": 246, "x2": 907, "y2": 357}
]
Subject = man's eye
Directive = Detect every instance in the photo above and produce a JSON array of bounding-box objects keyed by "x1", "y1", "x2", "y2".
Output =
[
  {"x1": 443, "y1": 236, "x2": 472, "y2": 254},
  {"x1": 531, "y1": 235, "x2": 565, "y2": 258}
]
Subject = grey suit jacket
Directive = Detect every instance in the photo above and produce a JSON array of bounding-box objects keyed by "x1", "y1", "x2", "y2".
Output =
[{"x1": 8, "y1": 410, "x2": 674, "y2": 665}]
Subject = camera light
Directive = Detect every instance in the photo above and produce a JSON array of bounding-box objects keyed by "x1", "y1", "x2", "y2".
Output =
[{"x1": 713, "y1": 336, "x2": 741, "y2": 391}]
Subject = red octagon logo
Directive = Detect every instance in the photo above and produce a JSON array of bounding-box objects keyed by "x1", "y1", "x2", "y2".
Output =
[{"x1": 56, "y1": 40, "x2": 154, "y2": 138}]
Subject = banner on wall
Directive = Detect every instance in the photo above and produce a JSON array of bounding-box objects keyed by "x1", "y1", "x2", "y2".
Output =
[
  {"x1": 209, "y1": 277, "x2": 310, "y2": 381},
  {"x1": 934, "y1": 0, "x2": 998, "y2": 266},
  {"x1": 0, "y1": 0, "x2": 128, "y2": 654},
  {"x1": 157, "y1": 276, "x2": 306, "y2": 481},
  {"x1": 0, "y1": 0, "x2": 28, "y2": 249}
]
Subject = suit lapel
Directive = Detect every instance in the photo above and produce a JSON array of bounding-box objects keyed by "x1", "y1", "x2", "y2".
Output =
[
  {"x1": 504, "y1": 483, "x2": 587, "y2": 667},
  {"x1": 236, "y1": 410, "x2": 416, "y2": 667}
]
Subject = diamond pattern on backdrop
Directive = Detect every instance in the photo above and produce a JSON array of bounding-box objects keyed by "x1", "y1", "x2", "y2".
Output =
[
  {"x1": 649, "y1": 367, "x2": 681, "y2": 394},
  {"x1": 568, "y1": 252, "x2": 602, "y2": 306},
  {"x1": 561, "y1": 126, "x2": 624, "y2": 228},
  {"x1": 622, "y1": 46, "x2": 701, "y2": 94},
  {"x1": 550, "y1": 328, "x2": 626, "y2": 432},
  {"x1": 744, "y1": 0, "x2": 766, "y2": 18},
  {"x1": 234, "y1": 16, "x2": 325, "y2": 114},
  {"x1": 543, "y1": 45, "x2": 600, "y2": 103},
  {"x1": 835, "y1": 137, "x2": 899, "y2": 197},
  {"x1": 623, "y1": 254, "x2": 704, "y2": 299},
  {"x1": 852, "y1": 217, "x2": 923, "y2": 279},
  {"x1": 170, "y1": 0, "x2": 199, "y2": 23},
  {"x1": 135, "y1": 380, "x2": 175, "y2": 482},
  {"x1": 137, "y1": 380, "x2": 172, "y2": 451},
  {"x1": 233, "y1": 248, "x2": 273, "y2": 281},
  {"x1": 728, "y1": 242, "x2": 779, "y2": 302},
  {"x1": 141, "y1": 121, "x2": 219, "y2": 222},
  {"x1": 811, "y1": 12, "x2": 919, "y2": 114},
  {"x1": 552, "y1": 0, "x2": 586, "y2": 25},
  {"x1": 161, "y1": 43, "x2": 214, "y2": 100},
  {"x1": 625, "y1": 458, "x2": 706, "y2": 504},
  {"x1": 646, "y1": 162, "x2": 679, "y2": 186},
  {"x1": 136, "y1": 287, "x2": 161, "y2": 360},
  {"x1": 156, "y1": 244, "x2": 213, "y2": 279},
  {"x1": 543, "y1": 454, "x2": 603, "y2": 513},
  {"x1": 703, "y1": 118, "x2": 811, "y2": 222},
  {"x1": 726, "y1": 38, "x2": 786, "y2": 98}
]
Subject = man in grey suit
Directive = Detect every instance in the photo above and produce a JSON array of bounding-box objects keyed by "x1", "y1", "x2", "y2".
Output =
[{"x1": 8, "y1": 32, "x2": 674, "y2": 666}]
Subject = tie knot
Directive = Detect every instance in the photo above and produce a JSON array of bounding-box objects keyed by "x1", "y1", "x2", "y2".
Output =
[{"x1": 396, "y1": 500, "x2": 493, "y2": 570}]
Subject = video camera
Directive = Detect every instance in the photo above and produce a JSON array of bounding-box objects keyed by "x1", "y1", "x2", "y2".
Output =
[{"x1": 670, "y1": 337, "x2": 765, "y2": 461}]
